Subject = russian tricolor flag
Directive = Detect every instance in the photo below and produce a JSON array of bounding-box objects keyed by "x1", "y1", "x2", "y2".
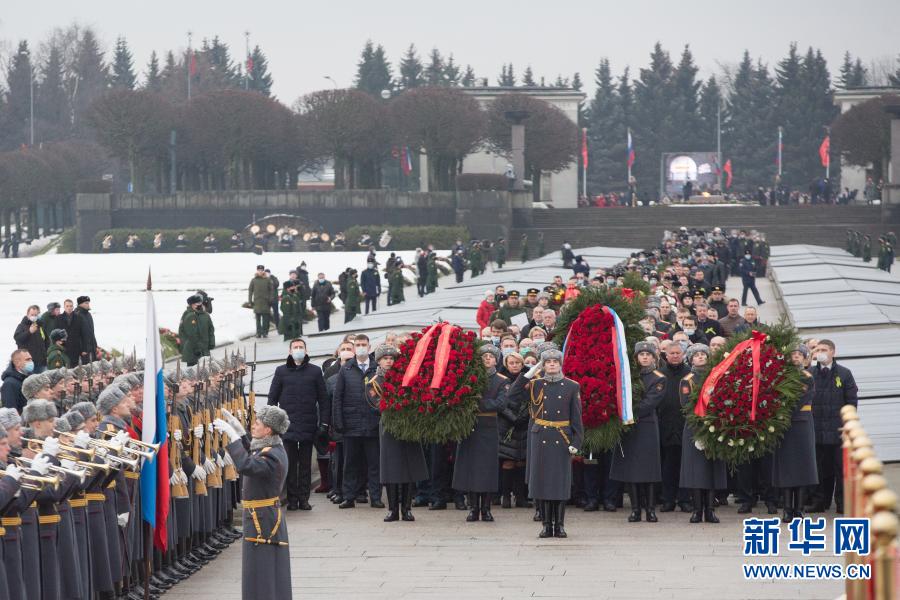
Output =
[
  {"x1": 401, "y1": 146, "x2": 413, "y2": 176},
  {"x1": 627, "y1": 129, "x2": 635, "y2": 169},
  {"x1": 141, "y1": 272, "x2": 170, "y2": 550},
  {"x1": 604, "y1": 306, "x2": 634, "y2": 424}
]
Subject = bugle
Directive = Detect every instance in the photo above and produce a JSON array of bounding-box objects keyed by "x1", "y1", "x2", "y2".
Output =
[
  {"x1": 97, "y1": 430, "x2": 160, "y2": 459},
  {"x1": 23, "y1": 436, "x2": 95, "y2": 459},
  {"x1": 0, "y1": 468, "x2": 60, "y2": 490},
  {"x1": 15, "y1": 456, "x2": 86, "y2": 483}
]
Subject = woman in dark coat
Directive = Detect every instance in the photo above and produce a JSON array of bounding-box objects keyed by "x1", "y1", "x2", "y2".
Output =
[
  {"x1": 508, "y1": 348, "x2": 583, "y2": 538},
  {"x1": 452, "y1": 345, "x2": 508, "y2": 523},
  {"x1": 371, "y1": 344, "x2": 428, "y2": 522},
  {"x1": 609, "y1": 342, "x2": 666, "y2": 523},
  {"x1": 679, "y1": 344, "x2": 727, "y2": 524},
  {"x1": 498, "y1": 352, "x2": 529, "y2": 509},
  {"x1": 771, "y1": 345, "x2": 818, "y2": 523}
]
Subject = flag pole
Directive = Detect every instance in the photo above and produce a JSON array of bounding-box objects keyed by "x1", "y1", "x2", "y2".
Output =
[
  {"x1": 824, "y1": 126, "x2": 830, "y2": 180},
  {"x1": 581, "y1": 127, "x2": 587, "y2": 201},
  {"x1": 144, "y1": 268, "x2": 152, "y2": 600},
  {"x1": 777, "y1": 126, "x2": 783, "y2": 178}
]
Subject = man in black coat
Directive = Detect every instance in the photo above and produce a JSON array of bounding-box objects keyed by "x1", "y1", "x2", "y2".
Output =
[
  {"x1": 13, "y1": 305, "x2": 47, "y2": 371},
  {"x1": 72, "y1": 296, "x2": 98, "y2": 363},
  {"x1": 332, "y1": 334, "x2": 383, "y2": 509},
  {"x1": 310, "y1": 273, "x2": 336, "y2": 332},
  {"x1": 59, "y1": 299, "x2": 81, "y2": 365},
  {"x1": 809, "y1": 339, "x2": 858, "y2": 513},
  {"x1": 739, "y1": 253, "x2": 765, "y2": 306},
  {"x1": 656, "y1": 343, "x2": 691, "y2": 512},
  {"x1": 1, "y1": 349, "x2": 31, "y2": 411},
  {"x1": 267, "y1": 338, "x2": 328, "y2": 511},
  {"x1": 693, "y1": 302, "x2": 723, "y2": 339}
]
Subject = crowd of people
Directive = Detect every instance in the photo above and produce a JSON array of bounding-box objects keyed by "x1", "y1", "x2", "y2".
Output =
[{"x1": 846, "y1": 229, "x2": 895, "y2": 271}]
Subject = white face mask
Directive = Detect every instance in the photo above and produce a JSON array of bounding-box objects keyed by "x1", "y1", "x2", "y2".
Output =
[
  {"x1": 816, "y1": 352, "x2": 830, "y2": 364},
  {"x1": 355, "y1": 346, "x2": 369, "y2": 358},
  {"x1": 27, "y1": 314, "x2": 37, "y2": 322},
  {"x1": 291, "y1": 349, "x2": 306, "y2": 362},
  {"x1": 339, "y1": 350, "x2": 354, "y2": 361}
]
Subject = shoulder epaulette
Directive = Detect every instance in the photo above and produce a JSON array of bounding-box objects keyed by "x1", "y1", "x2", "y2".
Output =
[
  {"x1": 496, "y1": 373, "x2": 508, "y2": 379},
  {"x1": 653, "y1": 370, "x2": 665, "y2": 377},
  {"x1": 261, "y1": 447, "x2": 271, "y2": 453},
  {"x1": 684, "y1": 373, "x2": 695, "y2": 380}
]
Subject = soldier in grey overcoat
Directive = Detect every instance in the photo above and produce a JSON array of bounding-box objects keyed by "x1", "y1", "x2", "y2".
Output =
[
  {"x1": 372, "y1": 344, "x2": 428, "y2": 523},
  {"x1": 0, "y1": 422, "x2": 25, "y2": 600},
  {"x1": 679, "y1": 344, "x2": 727, "y2": 524},
  {"x1": 508, "y1": 348, "x2": 583, "y2": 538},
  {"x1": 609, "y1": 342, "x2": 666, "y2": 523},
  {"x1": 216, "y1": 405, "x2": 292, "y2": 600},
  {"x1": 452, "y1": 345, "x2": 508, "y2": 523},
  {"x1": 771, "y1": 345, "x2": 818, "y2": 523}
]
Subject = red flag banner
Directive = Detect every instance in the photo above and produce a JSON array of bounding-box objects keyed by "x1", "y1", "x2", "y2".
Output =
[
  {"x1": 723, "y1": 159, "x2": 733, "y2": 189},
  {"x1": 189, "y1": 52, "x2": 197, "y2": 76},
  {"x1": 581, "y1": 129, "x2": 588, "y2": 169},
  {"x1": 819, "y1": 136, "x2": 830, "y2": 167}
]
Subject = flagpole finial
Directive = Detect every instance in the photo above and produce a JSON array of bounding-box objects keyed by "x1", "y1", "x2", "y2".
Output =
[{"x1": 146, "y1": 268, "x2": 152, "y2": 291}]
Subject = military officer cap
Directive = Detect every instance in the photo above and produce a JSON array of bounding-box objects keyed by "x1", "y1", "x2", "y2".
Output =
[
  {"x1": 692, "y1": 290, "x2": 705, "y2": 298},
  {"x1": 256, "y1": 265, "x2": 265, "y2": 270},
  {"x1": 634, "y1": 341, "x2": 658, "y2": 357},
  {"x1": 374, "y1": 344, "x2": 399, "y2": 362},
  {"x1": 22, "y1": 399, "x2": 58, "y2": 424},
  {"x1": 63, "y1": 410, "x2": 86, "y2": 431},
  {"x1": 187, "y1": 294, "x2": 203, "y2": 305},
  {"x1": 22, "y1": 373, "x2": 51, "y2": 400},
  {"x1": 539, "y1": 348, "x2": 563, "y2": 363},
  {"x1": 710, "y1": 286, "x2": 723, "y2": 293},
  {"x1": 77, "y1": 296, "x2": 90, "y2": 305},
  {"x1": 527, "y1": 288, "x2": 539, "y2": 296},
  {"x1": 685, "y1": 343, "x2": 711, "y2": 364},
  {"x1": 256, "y1": 405, "x2": 290, "y2": 435},
  {"x1": 55, "y1": 416, "x2": 72, "y2": 433},
  {"x1": 96, "y1": 384, "x2": 128, "y2": 416},
  {"x1": 478, "y1": 345, "x2": 501, "y2": 362},
  {"x1": 495, "y1": 293, "x2": 508, "y2": 302},
  {"x1": 507, "y1": 290, "x2": 520, "y2": 298},
  {"x1": 0, "y1": 408, "x2": 21, "y2": 430},
  {"x1": 50, "y1": 328, "x2": 68, "y2": 343},
  {"x1": 71, "y1": 401, "x2": 98, "y2": 421}
]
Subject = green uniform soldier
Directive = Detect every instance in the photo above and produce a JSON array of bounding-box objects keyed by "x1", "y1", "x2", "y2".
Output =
[
  {"x1": 846, "y1": 230, "x2": 852, "y2": 253},
  {"x1": 389, "y1": 260, "x2": 406, "y2": 305},
  {"x1": 179, "y1": 294, "x2": 216, "y2": 366},
  {"x1": 426, "y1": 254, "x2": 438, "y2": 293},
  {"x1": 520, "y1": 234, "x2": 529, "y2": 263},
  {"x1": 345, "y1": 270, "x2": 361, "y2": 323},
  {"x1": 46, "y1": 329, "x2": 70, "y2": 369},
  {"x1": 490, "y1": 290, "x2": 527, "y2": 325},
  {"x1": 862, "y1": 235, "x2": 871, "y2": 262},
  {"x1": 249, "y1": 265, "x2": 274, "y2": 338},
  {"x1": 279, "y1": 284, "x2": 302, "y2": 340},
  {"x1": 495, "y1": 238, "x2": 507, "y2": 269},
  {"x1": 470, "y1": 243, "x2": 484, "y2": 278},
  {"x1": 537, "y1": 232, "x2": 545, "y2": 258}
]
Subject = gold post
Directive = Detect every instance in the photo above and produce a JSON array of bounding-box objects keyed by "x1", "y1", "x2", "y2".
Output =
[{"x1": 872, "y1": 511, "x2": 898, "y2": 600}]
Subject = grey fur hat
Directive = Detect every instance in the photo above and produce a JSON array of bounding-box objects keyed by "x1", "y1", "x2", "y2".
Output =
[
  {"x1": 685, "y1": 343, "x2": 711, "y2": 365},
  {"x1": 96, "y1": 385, "x2": 127, "y2": 416},
  {"x1": 63, "y1": 410, "x2": 86, "y2": 431},
  {"x1": 163, "y1": 369, "x2": 181, "y2": 387},
  {"x1": 256, "y1": 405, "x2": 290, "y2": 435},
  {"x1": 374, "y1": 344, "x2": 399, "y2": 362},
  {"x1": 540, "y1": 348, "x2": 563, "y2": 363},
  {"x1": 535, "y1": 341, "x2": 560, "y2": 358},
  {"x1": 21, "y1": 374, "x2": 50, "y2": 400},
  {"x1": 209, "y1": 359, "x2": 224, "y2": 375},
  {"x1": 478, "y1": 344, "x2": 501, "y2": 362},
  {"x1": 794, "y1": 344, "x2": 810, "y2": 359},
  {"x1": 113, "y1": 372, "x2": 143, "y2": 390},
  {"x1": 634, "y1": 341, "x2": 658, "y2": 357},
  {"x1": 0, "y1": 408, "x2": 21, "y2": 430},
  {"x1": 44, "y1": 369, "x2": 68, "y2": 388},
  {"x1": 72, "y1": 401, "x2": 98, "y2": 421},
  {"x1": 55, "y1": 417, "x2": 72, "y2": 433},
  {"x1": 22, "y1": 399, "x2": 58, "y2": 424}
]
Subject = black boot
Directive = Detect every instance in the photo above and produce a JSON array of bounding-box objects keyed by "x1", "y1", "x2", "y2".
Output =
[
  {"x1": 538, "y1": 501, "x2": 553, "y2": 538},
  {"x1": 554, "y1": 501, "x2": 567, "y2": 538},
  {"x1": 514, "y1": 467, "x2": 532, "y2": 508},
  {"x1": 465, "y1": 493, "x2": 479, "y2": 522},
  {"x1": 781, "y1": 489, "x2": 794, "y2": 523},
  {"x1": 401, "y1": 484, "x2": 415, "y2": 522},
  {"x1": 627, "y1": 483, "x2": 641, "y2": 522},
  {"x1": 704, "y1": 490, "x2": 720, "y2": 523},
  {"x1": 645, "y1": 484, "x2": 658, "y2": 522},
  {"x1": 480, "y1": 493, "x2": 495, "y2": 522},
  {"x1": 500, "y1": 469, "x2": 513, "y2": 509},
  {"x1": 384, "y1": 485, "x2": 399, "y2": 522},
  {"x1": 689, "y1": 489, "x2": 703, "y2": 523},
  {"x1": 793, "y1": 488, "x2": 805, "y2": 521},
  {"x1": 533, "y1": 502, "x2": 543, "y2": 522}
]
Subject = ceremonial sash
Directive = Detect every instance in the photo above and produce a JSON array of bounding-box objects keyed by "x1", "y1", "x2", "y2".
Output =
[
  {"x1": 401, "y1": 323, "x2": 441, "y2": 387},
  {"x1": 695, "y1": 330, "x2": 767, "y2": 421}
]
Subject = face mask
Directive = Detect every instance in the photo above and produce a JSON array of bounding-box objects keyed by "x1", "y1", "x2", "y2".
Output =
[
  {"x1": 532, "y1": 336, "x2": 545, "y2": 344},
  {"x1": 27, "y1": 315, "x2": 37, "y2": 322},
  {"x1": 501, "y1": 348, "x2": 515, "y2": 357},
  {"x1": 816, "y1": 352, "x2": 829, "y2": 364},
  {"x1": 355, "y1": 346, "x2": 369, "y2": 358},
  {"x1": 339, "y1": 350, "x2": 354, "y2": 361},
  {"x1": 678, "y1": 341, "x2": 689, "y2": 352},
  {"x1": 683, "y1": 328, "x2": 696, "y2": 336},
  {"x1": 606, "y1": 279, "x2": 615, "y2": 286},
  {"x1": 318, "y1": 278, "x2": 325, "y2": 284},
  {"x1": 23, "y1": 361, "x2": 34, "y2": 374},
  {"x1": 745, "y1": 254, "x2": 751, "y2": 259},
  {"x1": 491, "y1": 336, "x2": 500, "y2": 346},
  {"x1": 291, "y1": 349, "x2": 306, "y2": 362}
]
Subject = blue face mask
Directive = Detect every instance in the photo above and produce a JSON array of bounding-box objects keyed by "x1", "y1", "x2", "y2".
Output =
[
  {"x1": 291, "y1": 349, "x2": 306, "y2": 362},
  {"x1": 318, "y1": 278, "x2": 325, "y2": 284},
  {"x1": 23, "y1": 361, "x2": 34, "y2": 374},
  {"x1": 491, "y1": 336, "x2": 501, "y2": 346},
  {"x1": 501, "y1": 347, "x2": 515, "y2": 356},
  {"x1": 679, "y1": 341, "x2": 689, "y2": 352}
]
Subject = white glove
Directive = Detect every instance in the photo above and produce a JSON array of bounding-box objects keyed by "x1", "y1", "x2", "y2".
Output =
[
  {"x1": 237, "y1": 409, "x2": 244, "y2": 420},
  {"x1": 61, "y1": 458, "x2": 78, "y2": 470},
  {"x1": 169, "y1": 472, "x2": 181, "y2": 486},
  {"x1": 177, "y1": 469, "x2": 189, "y2": 484},
  {"x1": 117, "y1": 512, "x2": 129, "y2": 527},
  {"x1": 694, "y1": 439, "x2": 706, "y2": 451},
  {"x1": 223, "y1": 452, "x2": 234, "y2": 466},
  {"x1": 42, "y1": 437, "x2": 61, "y2": 457},
  {"x1": 208, "y1": 422, "x2": 215, "y2": 434},
  {"x1": 203, "y1": 458, "x2": 216, "y2": 474},
  {"x1": 191, "y1": 466, "x2": 207, "y2": 481},
  {"x1": 525, "y1": 361, "x2": 543, "y2": 379},
  {"x1": 30, "y1": 455, "x2": 51, "y2": 476},
  {"x1": 193, "y1": 425, "x2": 204, "y2": 440},
  {"x1": 4, "y1": 465, "x2": 22, "y2": 481},
  {"x1": 113, "y1": 430, "x2": 131, "y2": 447},
  {"x1": 213, "y1": 418, "x2": 240, "y2": 443},
  {"x1": 73, "y1": 431, "x2": 91, "y2": 449},
  {"x1": 221, "y1": 409, "x2": 246, "y2": 435},
  {"x1": 94, "y1": 446, "x2": 109, "y2": 458},
  {"x1": 568, "y1": 445, "x2": 578, "y2": 455},
  {"x1": 173, "y1": 429, "x2": 183, "y2": 442},
  {"x1": 215, "y1": 454, "x2": 225, "y2": 468}
]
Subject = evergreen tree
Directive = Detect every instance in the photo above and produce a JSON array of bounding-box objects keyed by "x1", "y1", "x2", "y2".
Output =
[
  {"x1": 426, "y1": 48, "x2": 445, "y2": 85},
  {"x1": 199, "y1": 36, "x2": 240, "y2": 91},
  {"x1": 37, "y1": 44, "x2": 69, "y2": 135},
  {"x1": 246, "y1": 45, "x2": 274, "y2": 96},
  {"x1": 726, "y1": 51, "x2": 776, "y2": 191},
  {"x1": 144, "y1": 51, "x2": 162, "y2": 92},
  {"x1": 618, "y1": 67, "x2": 633, "y2": 124},
  {"x1": 672, "y1": 45, "x2": 702, "y2": 150},
  {"x1": 443, "y1": 54, "x2": 460, "y2": 86},
  {"x1": 571, "y1": 72, "x2": 583, "y2": 91},
  {"x1": 399, "y1": 44, "x2": 424, "y2": 89},
  {"x1": 4, "y1": 41, "x2": 33, "y2": 144},
  {"x1": 461, "y1": 65, "x2": 476, "y2": 87},
  {"x1": 774, "y1": 43, "x2": 806, "y2": 187},
  {"x1": 497, "y1": 64, "x2": 516, "y2": 87},
  {"x1": 72, "y1": 27, "x2": 108, "y2": 132},
  {"x1": 554, "y1": 75, "x2": 568, "y2": 87},
  {"x1": 632, "y1": 42, "x2": 676, "y2": 199},
  {"x1": 585, "y1": 58, "x2": 627, "y2": 193},
  {"x1": 355, "y1": 40, "x2": 392, "y2": 95},
  {"x1": 796, "y1": 47, "x2": 836, "y2": 183},
  {"x1": 838, "y1": 51, "x2": 854, "y2": 89},
  {"x1": 890, "y1": 55, "x2": 900, "y2": 87},
  {"x1": 111, "y1": 36, "x2": 136, "y2": 89},
  {"x1": 850, "y1": 58, "x2": 868, "y2": 88},
  {"x1": 698, "y1": 75, "x2": 723, "y2": 156},
  {"x1": 522, "y1": 66, "x2": 536, "y2": 86}
]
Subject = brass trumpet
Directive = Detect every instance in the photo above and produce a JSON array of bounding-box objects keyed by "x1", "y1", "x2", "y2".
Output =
[
  {"x1": 98, "y1": 430, "x2": 161, "y2": 459},
  {"x1": 103, "y1": 452, "x2": 140, "y2": 471},
  {"x1": 57, "y1": 453, "x2": 112, "y2": 474},
  {"x1": 15, "y1": 456, "x2": 86, "y2": 483},
  {"x1": 23, "y1": 436, "x2": 96, "y2": 459},
  {"x1": 0, "y1": 468, "x2": 60, "y2": 491}
]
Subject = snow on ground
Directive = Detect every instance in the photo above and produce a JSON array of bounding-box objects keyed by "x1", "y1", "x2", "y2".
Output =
[{"x1": 0, "y1": 250, "x2": 424, "y2": 356}]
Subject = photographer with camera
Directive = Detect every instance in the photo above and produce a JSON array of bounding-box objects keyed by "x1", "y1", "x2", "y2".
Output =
[{"x1": 178, "y1": 293, "x2": 216, "y2": 366}]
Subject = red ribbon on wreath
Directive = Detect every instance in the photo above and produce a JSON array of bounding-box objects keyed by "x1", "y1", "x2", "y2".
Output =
[
  {"x1": 402, "y1": 323, "x2": 441, "y2": 387},
  {"x1": 695, "y1": 330, "x2": 767, "y2": 421},
  {"x1": 430, "y1": 323, "x2": 456, "y2": 389},
  {"x1": 401, "y1": 322, "x2": 457, "y2": 389}
]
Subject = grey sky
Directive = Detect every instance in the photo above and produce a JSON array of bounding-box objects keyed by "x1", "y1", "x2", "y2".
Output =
[{"x1": 2, "y1": 0, "x2": 898, "y2": 102}]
